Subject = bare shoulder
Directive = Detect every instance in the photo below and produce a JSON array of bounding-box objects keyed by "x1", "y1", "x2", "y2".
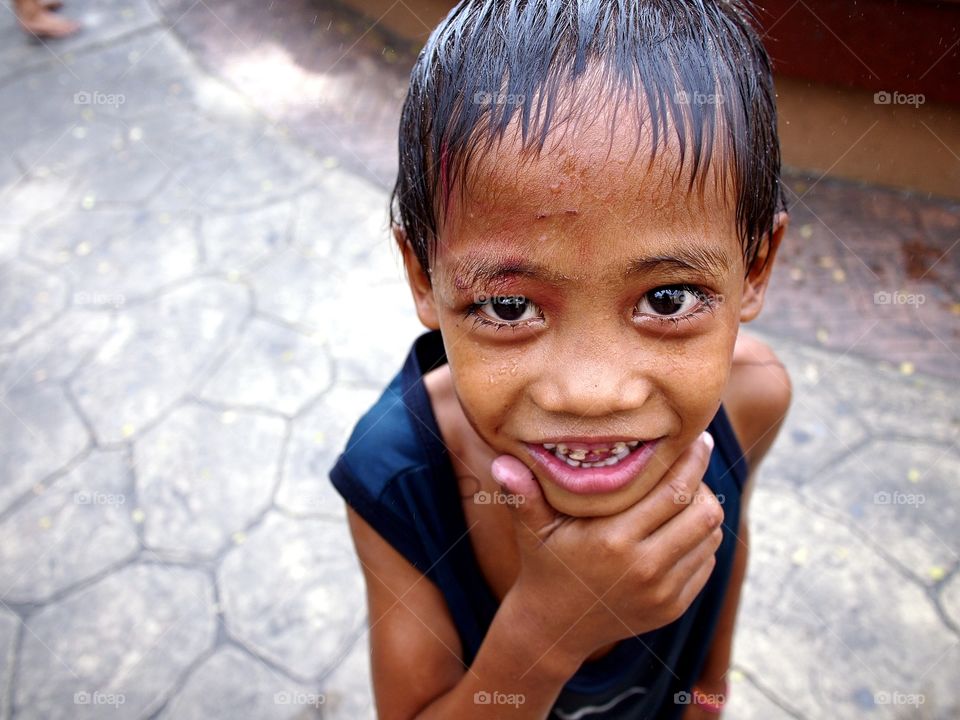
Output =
[
  {"x1": 345, "y1": 506, "x2": 466, "y2": 719},
  {"x1": 721, "y1": 332, "x2": 792, "y2": 473}
]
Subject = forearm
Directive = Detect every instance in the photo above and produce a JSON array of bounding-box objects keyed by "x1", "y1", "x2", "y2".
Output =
[
  {"x1": 696, "y1": 515, "x2": 749, "y2": 687},
  {"x1": 414, "y1": 588, "x2": 581, "y2": 719}
]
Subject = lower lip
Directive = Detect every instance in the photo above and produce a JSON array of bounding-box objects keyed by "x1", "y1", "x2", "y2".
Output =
[{"x1": 524, "y1": 439, "x2": 662, "y2": 496}]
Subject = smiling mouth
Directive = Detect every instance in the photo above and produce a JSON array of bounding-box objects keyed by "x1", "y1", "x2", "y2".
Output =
[
  {"x1": 541, "y1": 440, "x2": 643, "y2": 468},
  {"x1": 525, "y1": 437, "x2": 662, "y2": 495}
]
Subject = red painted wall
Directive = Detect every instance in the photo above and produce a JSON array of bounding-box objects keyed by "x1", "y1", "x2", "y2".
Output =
[{"x1": 755, "y1": 0, "x2": 960, "y2": 105}]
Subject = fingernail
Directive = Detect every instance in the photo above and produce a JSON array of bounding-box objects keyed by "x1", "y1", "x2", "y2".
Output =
[
  {"x1": 490, "y1": 459, "x2": 505, "y2": 487},
  {"x1": 702, "y1": 431, "x2": 714, "y2": 451},
  {"x1": 490, "y1": 456, "x2": 513, "y2": 487}
]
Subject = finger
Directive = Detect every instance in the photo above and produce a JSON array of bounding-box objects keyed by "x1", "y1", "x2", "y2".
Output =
[
  {"x1": 638, "y1": 485, "x2": 724, "y2": 570},
  {"x1": 667, "y1": 519, "x2": 724, "y2": 585},
  {"x1": 645, "y1": 522, "x2": 722, "y2": 619},
  {"x1": 671, "y1": 549, "x2": 719, "y2": 621},
  {"x1": 610, "y1": 431, "x2": 714, "y2": 539},
  {"x1": 490, "y1": 454, "x2": 560, "y2": 531}
]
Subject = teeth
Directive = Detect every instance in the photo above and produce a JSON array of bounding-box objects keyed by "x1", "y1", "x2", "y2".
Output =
[
  {"x1": 578, "y1": 456, "x2": 623, "y2": 468},
  {"x1": 543, "y1": 440, "x2": 645, "y2": 468}
]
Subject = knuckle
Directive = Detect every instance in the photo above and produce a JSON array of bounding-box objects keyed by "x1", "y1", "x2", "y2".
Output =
[
  {"x1": 600, "y1": 530, "x2": 628, "y2": 556},
  {"x1": 709, "y1": 504, "x2": 725, "y2": 528},
  {"x1": 632, "y1": 556, "x2": 657, "y2": 585},
  {"x1": 713, "y1": 501, "x2": 726, "y2": 526},
  {"x1": 699, "y1": 492, "x2": 725, "y2": 528},
  {"x1": 649, "y1": 582, "x2": 671, "y2": 610},
  {"x1": 694, "y1": 504, "x2": 721, "y2": 534}
]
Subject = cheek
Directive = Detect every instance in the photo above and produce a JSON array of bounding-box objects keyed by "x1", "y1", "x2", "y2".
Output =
[
  {"x1": 445, "y1": 347, "x2": 529, "y2": 445},
  {"x1": 659, "y1": 332, "x2": 735, "y2": 428}
]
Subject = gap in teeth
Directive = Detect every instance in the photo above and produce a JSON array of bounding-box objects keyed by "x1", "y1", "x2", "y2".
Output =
[{"x1": 545, "y1": 440, "x2": 641, "y2": 467}]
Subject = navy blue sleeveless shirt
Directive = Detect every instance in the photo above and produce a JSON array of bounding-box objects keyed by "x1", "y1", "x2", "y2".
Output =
[{"x1": 330, "y1": 330, "x2": 748, "y2": 719}]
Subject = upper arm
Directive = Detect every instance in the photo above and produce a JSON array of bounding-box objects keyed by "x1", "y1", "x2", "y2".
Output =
[
  {"x1": 721, "y1": 332, "x2": 792, "y2": 511},
  {"x1": 345, "y1": 505, "x2": 466, "y2": 720}
]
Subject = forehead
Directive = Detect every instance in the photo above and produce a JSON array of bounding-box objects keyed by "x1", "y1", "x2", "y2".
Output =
[{"x1": 436, "y1": 87, "x2": 738, "y2": 262}]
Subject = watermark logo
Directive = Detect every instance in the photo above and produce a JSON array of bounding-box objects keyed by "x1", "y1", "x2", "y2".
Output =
[
  {"x1": 74, "y1": 491, "x2": 126, "y2": 506},
  {"x1": 474, "y1": 489, "x2": 525, "y2": 507},
  {"x1": 273, "y1": 691, "x2": 326, "y2": 707},
  {"x1": 674, "y1": 492, "x2": 725, "y2": 505},
  {"x1": 874, "y1": 690, "x2": 925, "y2": 707},
  {"x1": 473, "y1": 91, "x2": 525, "y2": 107},
  {"x1": 676, "y1": 90, "x2": 723, "y2": 106},
  {"x1": 74, "y1": 691, "x2": 125, "y2": 707},
  {"x1": 873, "y1": 90, "x2": 925, "y2": 108},
  {"x1": 74, "y1": 291, "x2": 126, "y2": 308},
  {"x1": 874, "y1": 491, "x2": 925, "y2": 507},
  {"x1": 473, "y1": 292, "x2": 527, "y2": 306},
  {"x1": 873, "y1": 291, "x2": 925, "y2": 307},
  {"x1": 73, "y1": 91, "x2": 126, "y2": 109},
  {"x1": 473, "y1": 690, "x2": 525, "y2": 707},
  {"x1": 674, "y1": 689, "x2": 726, "y2": 706}
]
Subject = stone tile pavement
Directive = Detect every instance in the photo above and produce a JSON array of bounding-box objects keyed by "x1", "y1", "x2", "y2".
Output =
[{"x1": 0, "y1": 1, "x2": 958, "y2": 719}]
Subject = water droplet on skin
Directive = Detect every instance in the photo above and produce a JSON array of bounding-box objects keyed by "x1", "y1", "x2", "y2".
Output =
[{"x1": 549, "y1": 181, "x2": 561, "y2": 193}]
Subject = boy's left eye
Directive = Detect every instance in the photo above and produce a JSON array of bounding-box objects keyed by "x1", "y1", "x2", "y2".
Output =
[{"x1": 635, "y1": 285, "x2": 707, "y2": 317}]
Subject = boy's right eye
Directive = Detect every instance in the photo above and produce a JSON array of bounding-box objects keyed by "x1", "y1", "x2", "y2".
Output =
[{"x1": 469, "y1": 294, "x2": 542, "y2": 326}]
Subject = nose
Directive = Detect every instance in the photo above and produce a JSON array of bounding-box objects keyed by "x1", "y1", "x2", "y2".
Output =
[{"x1": 529, "y1": 335, "x2": 653, "y2": 419}]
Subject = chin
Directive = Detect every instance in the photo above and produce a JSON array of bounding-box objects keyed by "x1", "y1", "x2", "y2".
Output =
[{"x1": 538, "y1": 479, "x2": 645, "y2": 518}]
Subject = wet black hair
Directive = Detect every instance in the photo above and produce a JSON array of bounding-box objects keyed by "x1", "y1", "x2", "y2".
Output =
[{"x1": 389, "y1": 0, "x2": 785, "y2": 278}]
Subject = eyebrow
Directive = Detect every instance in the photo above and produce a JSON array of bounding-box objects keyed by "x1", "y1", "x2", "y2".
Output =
[{"x1": 452, "y1": 246, "x2": 730, "y2": 290}]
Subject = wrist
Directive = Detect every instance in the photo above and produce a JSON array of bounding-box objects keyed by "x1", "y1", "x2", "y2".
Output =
[{"x1": 501, "y1": 585, "x2": 584, "y2": 681}]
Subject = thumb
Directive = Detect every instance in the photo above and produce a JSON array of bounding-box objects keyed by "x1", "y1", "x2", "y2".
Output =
[{"x1": 490, "y1": 455, "x2": 559, "y2": 530}]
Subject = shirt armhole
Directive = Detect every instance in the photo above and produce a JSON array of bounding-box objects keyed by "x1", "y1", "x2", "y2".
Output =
[
  {"x1": 711, "y1": 405, "x2": 750, "y2": 493},
  {"x1": 329, "y1": 457, "x2": 430, "y2": 576}
]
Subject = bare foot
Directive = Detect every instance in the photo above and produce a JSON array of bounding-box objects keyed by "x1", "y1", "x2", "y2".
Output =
[{"x1": 18, "y1": 9, "x2": 80, "y2": 38}]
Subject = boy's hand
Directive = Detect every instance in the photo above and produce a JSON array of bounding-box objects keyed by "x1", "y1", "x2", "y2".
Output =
[{"x1": 490, "y1": 432, "x2": 723, "y2": 666}]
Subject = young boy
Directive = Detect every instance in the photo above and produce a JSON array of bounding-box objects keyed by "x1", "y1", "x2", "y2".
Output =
[{"x1": 330, "y1": 1, "x2": 791, "y2": 717}]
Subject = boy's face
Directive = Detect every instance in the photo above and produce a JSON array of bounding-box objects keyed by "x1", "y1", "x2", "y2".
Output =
[{"x1": 402, "y1": 106, "x2": 784, "y2": 517}]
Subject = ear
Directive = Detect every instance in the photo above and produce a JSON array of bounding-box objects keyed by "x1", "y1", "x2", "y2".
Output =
[
  {"x1": 740, "y1": 211, "x2": 788, "y2": 323},
  {"x1": 395, "y1": 225, "x2": 441, "y2": 330}
]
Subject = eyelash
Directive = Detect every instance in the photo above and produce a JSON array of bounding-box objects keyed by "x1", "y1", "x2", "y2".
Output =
[
  {"x1": 640, "y1": 286, "x2": 718, "y2": 328},
  {"x1": 463, "y1": 285, "x2": 717, "y2": 330},
  {"x1": 464, "y1": 303, "x2": 542, "y2": 331}
]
